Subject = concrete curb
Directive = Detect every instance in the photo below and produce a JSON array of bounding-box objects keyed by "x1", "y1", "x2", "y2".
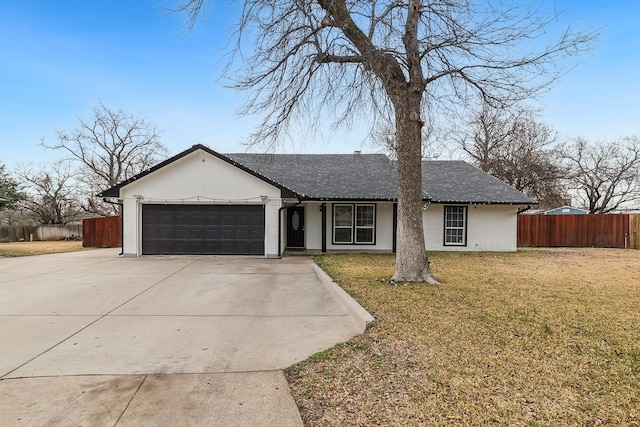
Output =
[{"x1": 311, "y1": 263, "x2": 375, "y2": 331}]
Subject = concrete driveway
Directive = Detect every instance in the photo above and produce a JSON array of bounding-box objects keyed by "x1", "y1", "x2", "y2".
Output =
[{"x1": 0, "y1": 249, "x2": 373, "y2": 426}]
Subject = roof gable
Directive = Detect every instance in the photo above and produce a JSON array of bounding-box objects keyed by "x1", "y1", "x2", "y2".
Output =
[{"x1": 97, "y1": 144, "x2": 296, "y2": 198}]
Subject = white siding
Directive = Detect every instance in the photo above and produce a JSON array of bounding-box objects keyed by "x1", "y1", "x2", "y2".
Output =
[
  {"x1": 288, "y1": 202, "x2": 518, "y2": 254},
  {"x1": 305, "y1": 202, "x2": 323, "y2": 250},
  {"x1": 122, "y1": 197, "x2": 139, "y2": 257},
  {"x1": 120, "y1": 150, "x2": 281, "y2": 202},
  {"x1": 423, "y1": 204, "x2": 518, "y2": 252},
  {"x1": 119, "y1": 149, "x2": 282, "y2": 257},
  {"x1": 264, "y1": 199, "x2": 281, "y2": 258},
  {"x1": 303, "y1": 201, "x2": 395, "y2": 251}
]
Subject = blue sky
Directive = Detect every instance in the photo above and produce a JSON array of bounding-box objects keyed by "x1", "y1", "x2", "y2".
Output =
[{"x1": 1, "y1": 1, "x2": 638, "y2": 168}]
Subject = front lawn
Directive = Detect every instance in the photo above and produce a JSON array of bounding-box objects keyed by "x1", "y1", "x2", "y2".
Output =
[
  {"x1": 285, "y1": 249, "x2": 640, "y2": 426},
  {"x1": 0, "y1": 241, "x2": 84, "y2": 257}
]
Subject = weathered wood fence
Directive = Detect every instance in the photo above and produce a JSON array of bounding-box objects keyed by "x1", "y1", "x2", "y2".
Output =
[
  {"x1": 38, "y1": 224, "x2": 82, "y2": 240},
  {"x1": 630, "y1": 215, "x2": 640, "y2": 250},
  {"x1": 0, "y1": 224, "x2": 82, "y2": 242},
  {"x1": 0, "y1": 225, "x2": 39, "y2": 242},
  {"x1": 518, "y1": 214, "x2": 640, "y2": 249},
  {"x1": 82, "y1": 216, "x2": 121, "y2": 248}
]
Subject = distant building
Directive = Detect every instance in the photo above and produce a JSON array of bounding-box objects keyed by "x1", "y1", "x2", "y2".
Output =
[
  {"x1": 613, "y1": 199, "x2": 640, "y2": 214},
  {"x1": 543, "y1": 205, "x2": 589, "y2": 215}
]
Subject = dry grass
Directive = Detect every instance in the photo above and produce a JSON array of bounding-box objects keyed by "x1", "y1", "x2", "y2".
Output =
[
  {"x1": 285, "y1": 249, "x2": 640, "y2": 426},
  {"x1": 0, "y1": 241, "x2": 85, "y2": 257}
]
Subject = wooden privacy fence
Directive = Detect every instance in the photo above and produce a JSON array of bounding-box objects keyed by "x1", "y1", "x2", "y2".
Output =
[
  {"x1": 37, "y1": 224, "x2": 82, "y2": 240},
  {"x1": 518, "y1": 214, "x2": 640, "y2": 249},
  {"x1": 83, "y1": 216, "x2": 121, "y2": 248},
  {"x1": 631, "y1": 215, "x2": 640, "y2": 250}
]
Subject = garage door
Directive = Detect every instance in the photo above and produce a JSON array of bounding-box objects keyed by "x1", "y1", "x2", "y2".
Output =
[{"x1": 142, "y1": 204, "x2": 265, "y2": 255}]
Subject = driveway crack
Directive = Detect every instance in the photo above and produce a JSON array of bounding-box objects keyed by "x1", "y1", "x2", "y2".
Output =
[{"x1": 113, "y1": 374, "x2": 147, "y2": 426}]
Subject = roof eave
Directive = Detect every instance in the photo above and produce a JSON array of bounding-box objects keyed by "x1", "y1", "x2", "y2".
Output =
[{"x1": 428, "y1": 200, "x2": 538, "y2": 205}]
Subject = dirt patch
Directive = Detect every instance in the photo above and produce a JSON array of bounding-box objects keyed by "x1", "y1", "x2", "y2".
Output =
[
  {"x1": 286, "y1": 249, "x2": 640, "y2": 426},
  {"x1": 0, "y1": 241, "x2": 86, "y2": 257}
]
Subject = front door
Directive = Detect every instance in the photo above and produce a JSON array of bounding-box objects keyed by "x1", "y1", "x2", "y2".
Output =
[{"x1": 287, "y1": 206, "x2": 305, "y2": 248}]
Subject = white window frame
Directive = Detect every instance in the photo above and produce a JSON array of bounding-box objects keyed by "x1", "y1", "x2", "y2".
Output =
[
  {"x1": 332, "y1": 203, "x2": 376, "y2": 245},
  {"x1": 355, "y1": 204, "x2": 375, "y2": 244},
  {"x1": 444, "y1": 205, "x2": 467, "y2": 246},
  {"x1": 333, "y1": 204, "x2": 354, "y2": 244}
]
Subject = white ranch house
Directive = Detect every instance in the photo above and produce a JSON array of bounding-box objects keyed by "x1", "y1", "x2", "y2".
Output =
[{"x1": 99, "y1": 144, "x2": 535, "y2": 257}]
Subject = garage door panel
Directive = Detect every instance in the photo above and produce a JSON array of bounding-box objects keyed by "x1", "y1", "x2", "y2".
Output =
[
  {"x1": 235, "y1": 229, "x2": 250, "y2": 239},
  {"x1": 146, "y1": 227, "x2": 171, "y2": 239},
  {"x1": 142, "y1": 205, "x2": 265, "y2": 255},
  {"x1": 151, "y1": 241, "x2": 174, "y2": 254},
  {"x1": 218, "y1": 214, "x2": 234, "y2": 225},
  {"x1": 200, "y1": 229, "x2": 220, "y2": 239},
  {"x1": 220, "y1": 228, "x2": 235, "y2": 239}
]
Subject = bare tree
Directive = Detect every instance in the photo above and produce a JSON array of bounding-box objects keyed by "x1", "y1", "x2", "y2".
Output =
[
  {"x1": 458, "y1": 102, "x2": 516, "y2": 173},
  {"x1": 179, "y1": 0, "x2": 595, "y2": 283},
  {"x1": 374, "y1": 120, "x2": 451, "y2": 161},
  {"x1": 42, "y1": 103, "x2": 167, "y2": 216},
  {"x1": 562, "y1": 137, "x2": 640, "y2": 214},
  {"x1": 15, "y1": 162, "x2": 82, "y2": 225},
  {"x1": 457, "y1": 103, "x2": 568, "y2": 209}
]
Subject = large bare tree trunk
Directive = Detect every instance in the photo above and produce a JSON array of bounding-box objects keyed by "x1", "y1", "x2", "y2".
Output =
[{"x1": 391, "y1": 93, "x2": 438, "y2": 284}]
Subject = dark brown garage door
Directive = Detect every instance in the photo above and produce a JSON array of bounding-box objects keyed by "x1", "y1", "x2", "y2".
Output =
[{"x1": 142, "y1": 204, "x2": 265, "y2": 255}]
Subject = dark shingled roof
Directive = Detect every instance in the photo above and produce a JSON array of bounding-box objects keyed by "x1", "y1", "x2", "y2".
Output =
[
  {"x1": 227, "y1": 153, "x2": 535, "y2": 204},
  {"x1": 226, "y1": 153, "x2": 400, "y2": 200},
  {"x1": 99, "y1": 144, "x2": 536, "y2": 204},
  {"x1": 421, "y1": 161, "x2": 536, "y2": 204}
]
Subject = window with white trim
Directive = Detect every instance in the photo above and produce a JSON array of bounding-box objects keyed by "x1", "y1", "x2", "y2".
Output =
[
  {"x1": 333, "y1": 204, "x2": 353, "y2": 243},
  {"x1": 356, "y1": 204, "x2": 375, "y2": 243},
  {"x1": 444, "y1": 206, "x2": 467, "y2": 246},
  {"x1": 333, "y1": 203, "x2": 376, "y2": 244}
]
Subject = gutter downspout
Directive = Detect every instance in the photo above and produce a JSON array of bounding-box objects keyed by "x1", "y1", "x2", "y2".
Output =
[
  {"x1": 102, "y1": 198, "x2": 124, "y2": 255},
  {"x1": 278, "y1": 200, "x2": 301, "y2": 258},
  {"x1": 321, "y1": 202, "x2": 327, "y2": 253},
  {"x1": 392, "y1": 202, "x2": 398, "y2": 253}
]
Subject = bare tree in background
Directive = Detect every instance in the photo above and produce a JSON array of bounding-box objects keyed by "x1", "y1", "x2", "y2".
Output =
[
  {"x1": 15, "y1": 162, "x2": 82, "y2": 225},
  {"x1": 374, "y1": 120, "x2": 451, "y2": 161},
  {"x1": 562, "y1": 137, "x2": 640, "y2": 214},
  {"x1": 42, "y1": 103, "x2": 167, "y2": 216},
  {"x1": 458, "y1": 103, "x2": 514, "y2": 172},
  {"x1": 457, "y1": 103, "x2": 568, "y2": 209},
  {"x1": 178, "y1": 0, "x2": 595, "y2": 283}
]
